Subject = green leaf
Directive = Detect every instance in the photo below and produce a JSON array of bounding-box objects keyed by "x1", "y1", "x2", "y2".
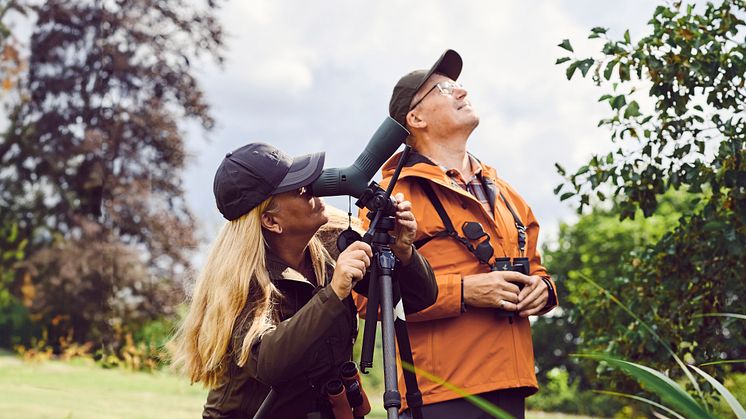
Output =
[
  {"x1": 8, "y1": 223, "x2": 18, "y2": 242},
  {"x1": 576, "y1": 165, "x2": 590, "y2": 176},
  {"x1": 688, "y1": 364, "x2": 746, "y2": 418},
  {"x1": 555, "y1": 57, "x2": 571, "y2": 64},
  {"x1": 553, "y1": 183, "x2": 564, "y2": 194},
  {"x1": 575, "y1": 354, "x2": 711, "y2": 419},
  {"x1": 595, "y1": 390, "x2": 687, "y2": 419},
  {"x1": 611, "y1": 95, "x2": 627, "y2": 110},
  {"x1": 558, "y1": 39, "x2": 574, "y2": 52},
  {"x1": 619, "y1": 62, "x2": 630, "y2": 81},
  {"x1": 590, "y1": 26, "x2": 608, "y2": 34},
  {"x1": 402, "y1": 361, "x2": 514, "y2": 419},
  {"x1": 604, "y1": 60, "x2": 618, "y2": 80},
  {"x1": 624, "y1": 29, "x2": 631, "y2": 44},
  {"x1": 693, "y1": 313, "x2": 746, "y2": 321},
  {"x1": 555, "y1": 163, "x2": 566, "y2": 176},
  {"x1": 578, "y1": 58, "x2": 594, "y2": 77},
  {"x1": 624, "y1": 100, "x2": 641, "y2": 118},
  {"x1": 699, "y1": 359, "x2": 746, "y2": 367},
  {"x1": 560, "y1": 192, "x2": 574, "y2": 201},
  {"x1": 566, "y1": 61, "x2": 579, "y2": 80}
]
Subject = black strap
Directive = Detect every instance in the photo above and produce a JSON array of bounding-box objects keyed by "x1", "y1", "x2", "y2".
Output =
[
  {"x1": 499, "y1": 192, "x2": 527, "y2": 256},
  {"x1": 415, "y1": 177, "x2": 527, "y2": 257},
  {"x1": 419, "y1": 178, "x2": 456, "y2": 233},
  {"x1": 414, "y1": 178, "x2": 477, "y2": 255}
]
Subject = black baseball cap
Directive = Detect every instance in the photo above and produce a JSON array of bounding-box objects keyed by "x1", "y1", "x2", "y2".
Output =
[
  {"x1": 389, "y1": 49, "x2": 463, "y2": 127},
  {"x1": 213, "y1": 142, "x2": 325, "y2": 220}
]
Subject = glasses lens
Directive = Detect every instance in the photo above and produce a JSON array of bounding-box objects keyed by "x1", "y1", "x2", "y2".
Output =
[
  {"x1": 437, "y1": 81, "x2": 461, "y2": 95},
  {"x1": 462, "y1": 222, "x2": 486, "y2": 240}
]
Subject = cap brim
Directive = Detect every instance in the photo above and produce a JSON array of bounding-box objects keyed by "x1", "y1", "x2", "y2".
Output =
[
  {"x1": 273, "y1": 151, "x2": 325, "y2": 194},
  {"x1": 416, "y1": 49, "x2": 463, "y2": 93}
]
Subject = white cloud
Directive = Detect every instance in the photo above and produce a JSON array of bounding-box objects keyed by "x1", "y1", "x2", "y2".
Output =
[{"x1": 180, "y1": 0, "x2": 663, "y2": 258}]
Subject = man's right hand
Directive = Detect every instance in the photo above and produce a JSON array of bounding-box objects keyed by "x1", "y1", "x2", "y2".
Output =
[{"x1": 463, "y1": 271, "x2": 533, "y2": 311}]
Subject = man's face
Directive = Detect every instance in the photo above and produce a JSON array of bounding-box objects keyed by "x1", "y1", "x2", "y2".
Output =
[{"x1": 408, "y1": 74, "x2": 479, "y2": 134}]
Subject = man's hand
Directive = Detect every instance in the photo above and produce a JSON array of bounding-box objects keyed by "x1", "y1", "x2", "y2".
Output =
[
  {"x1": 516, "y1": 276, "x2": 549, "y2": 317},
  {"x1": 463, "y1": 270, "x2": 533, "y2": 310},
  {"x1": 390, "y1": 192, "x2": 416, "y2": 265},
  {"x1": 331, "y1": 241, "x2": 372, "y2": 300}
]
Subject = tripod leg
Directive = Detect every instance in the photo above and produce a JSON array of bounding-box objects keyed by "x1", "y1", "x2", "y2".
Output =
[
  {"x1": 377, "y1": 250, "x2": 401, "y2": 419},
  {"x1": 394, "y1": 308, "x2": 424, "y2": 419},
  {"x1": 360, "y1": 261, "x2": 380, "y2": 374}
]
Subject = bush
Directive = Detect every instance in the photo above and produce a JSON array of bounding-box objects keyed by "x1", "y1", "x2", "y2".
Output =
[{"x1": 527, "y1": 367, "x2": 623, "y2": 417}]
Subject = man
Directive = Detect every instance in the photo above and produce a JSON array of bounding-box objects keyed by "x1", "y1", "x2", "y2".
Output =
[{"x1": 367, "y1": 49, "x2": 558, "y2": 418}]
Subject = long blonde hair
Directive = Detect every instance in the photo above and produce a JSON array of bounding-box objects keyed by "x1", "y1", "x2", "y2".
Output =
[{"x1": 170, "y1": 197, "x2": 333, "y2": 388}]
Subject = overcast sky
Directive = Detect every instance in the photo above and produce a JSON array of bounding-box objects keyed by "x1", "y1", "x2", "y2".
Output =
[
  {"x1": 183, "y1": 0, "x2": 659, "y2": 253},
  {"x1": 1, "y1": 1, "x2": 661, "y2": 262}
]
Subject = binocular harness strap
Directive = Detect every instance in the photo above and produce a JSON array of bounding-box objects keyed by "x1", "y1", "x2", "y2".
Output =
[
  {"x1": 498, "y1": 192, "x2": 527, "y2": 257},
  {"x1": 414, "y1": 178, "x2": 527, "y2": 259}
]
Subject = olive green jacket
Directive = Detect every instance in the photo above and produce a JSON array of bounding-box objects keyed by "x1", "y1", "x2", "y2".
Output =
[{"x1": 203, "y1": 247, "x2": 437, "y2": 418}]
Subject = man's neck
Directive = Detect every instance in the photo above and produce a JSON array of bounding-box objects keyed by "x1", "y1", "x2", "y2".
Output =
[{"x1": 415, "y1": 135, "x2": 471, "y2": 175}]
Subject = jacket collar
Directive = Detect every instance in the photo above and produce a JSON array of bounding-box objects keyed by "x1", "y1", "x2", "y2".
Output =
[
  {"x1": 381, "y1": 149, "x2": 500, "y2": 213},
  {"x1": 265, "y1": 250, "x2": 318, "y2": 287}
]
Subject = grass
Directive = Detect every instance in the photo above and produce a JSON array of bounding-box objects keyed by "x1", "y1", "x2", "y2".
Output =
[
  {"x1": 0, "y1": 355, "x2": 205, "y2": 419},
  {"x1": 0, "y1": 354, "x2": 599, "y2": 418}
]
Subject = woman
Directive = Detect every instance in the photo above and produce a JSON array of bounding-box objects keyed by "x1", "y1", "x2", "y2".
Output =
[{"x1": 170, "y1": 142, "x2": 437, "y2": 418}]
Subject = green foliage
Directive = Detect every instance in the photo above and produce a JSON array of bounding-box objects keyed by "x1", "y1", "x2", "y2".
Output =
[
  {"x1": 526, "y1": 367, "x2": 623, "y2": 417},
  {"x1": 555, "y1": 0, "x2": 745, "y2": 218},
  {"x1": 0, "y1": 0, "x2": 225, "y2": 351},
  {"x1": 535, "y1": 190, "x2": 690, "y2": 388},
  {"x1": 570, "y1": 268, "x2": 744, "y2": 418},
  {"x1": 551, "y1": 0, "x2": 746, "y2": 405},
  {"x1": 0, "y1": 221, "x2": 33, "y2": 348}
]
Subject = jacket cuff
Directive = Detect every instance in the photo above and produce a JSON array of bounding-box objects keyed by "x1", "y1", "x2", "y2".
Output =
[
  {"x1": 538, "y1": 276, "x2": 557, "y2": 314},
  {"x1": 406, "y1": 273, "x2": 462, "y2": 321}
]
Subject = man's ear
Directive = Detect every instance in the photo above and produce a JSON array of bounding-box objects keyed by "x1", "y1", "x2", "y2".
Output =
[
  {"x1": 261, "y1": 212, "x2": 282, "y2": 234},
  {"x1": 406, "y1": 109, "x2": 427, "y2": 129}
]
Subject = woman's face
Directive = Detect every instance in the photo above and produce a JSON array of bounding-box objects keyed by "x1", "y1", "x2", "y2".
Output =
[{"x1": 270, "y1": 186, "x2": 328, "y2": 237}]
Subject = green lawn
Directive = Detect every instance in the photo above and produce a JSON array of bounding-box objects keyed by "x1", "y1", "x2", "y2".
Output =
[
  {"x1": 0, "y1": 354, "x2": 596, "y2": 418},
  {"x1": 0, "y1": 355, "x2": 205, "y2": 419}
]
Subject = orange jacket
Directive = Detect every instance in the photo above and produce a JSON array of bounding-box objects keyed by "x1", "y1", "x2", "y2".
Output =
[{"x1": 355, "y1": 150, "x2": 558, "y2": 409}]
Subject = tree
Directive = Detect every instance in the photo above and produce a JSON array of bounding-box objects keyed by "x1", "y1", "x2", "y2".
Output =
[
  {"x1": 532, "y1": 191, "x2": 689, "y2": 415},
  {"x1": 554, "y1": 0, "x2": 745, "y2": 399},
  {"x1": 0, "y1": 0, "x2": 223, "y2": 347}
]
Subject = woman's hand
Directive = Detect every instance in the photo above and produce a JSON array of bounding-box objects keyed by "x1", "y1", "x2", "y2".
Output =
[
  {"x1": 390, "y1": 193, "x2": 416, "y2": 265},
  {"x1": 331, "y1": 241, "x2": 373, "y2": 299}
]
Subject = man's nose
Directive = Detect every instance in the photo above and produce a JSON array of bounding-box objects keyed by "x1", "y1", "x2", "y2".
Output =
[{"x1": 453, "y1": 85, "x2": 468, "y2": 99}]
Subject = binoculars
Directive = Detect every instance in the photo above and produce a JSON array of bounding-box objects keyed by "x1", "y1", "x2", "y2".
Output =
[
  {"x1": 492, "y1": 257, "x2": 530, "y2": 318},
  {"x1": 325, "y1": 361, "x2": 371, "y2": 419}
]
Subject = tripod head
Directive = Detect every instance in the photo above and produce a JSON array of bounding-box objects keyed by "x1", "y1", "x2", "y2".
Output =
[{"x1": 336, "y1": 147, "x2": 413, "y2": 254}]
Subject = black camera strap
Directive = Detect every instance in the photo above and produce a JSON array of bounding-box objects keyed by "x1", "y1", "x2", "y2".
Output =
[{"x1": 414, "y1": 177, "x2": 527, "y2": 258}]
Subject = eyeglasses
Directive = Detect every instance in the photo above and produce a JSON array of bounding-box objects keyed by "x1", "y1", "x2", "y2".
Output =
[
  {"x1": 409, "y1": 81, "x2": 463, "y2": 111},
  {"x1": 461, "y1": 221, "x2": 494, "y2": 265}
]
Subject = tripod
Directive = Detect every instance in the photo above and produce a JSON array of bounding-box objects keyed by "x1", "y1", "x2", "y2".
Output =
[{"x1": 341, "y1": 145, "x2": 424, "y2": 419}]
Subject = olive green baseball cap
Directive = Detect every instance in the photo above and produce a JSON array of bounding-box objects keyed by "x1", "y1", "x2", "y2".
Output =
[{"x1": 388, "y1": 49, "x2": 463, "y2": 127}]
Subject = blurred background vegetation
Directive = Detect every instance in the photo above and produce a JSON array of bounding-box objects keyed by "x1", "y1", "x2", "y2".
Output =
[{"x1": 0, "y1": 0, "x2": 743, "y2": 418}]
